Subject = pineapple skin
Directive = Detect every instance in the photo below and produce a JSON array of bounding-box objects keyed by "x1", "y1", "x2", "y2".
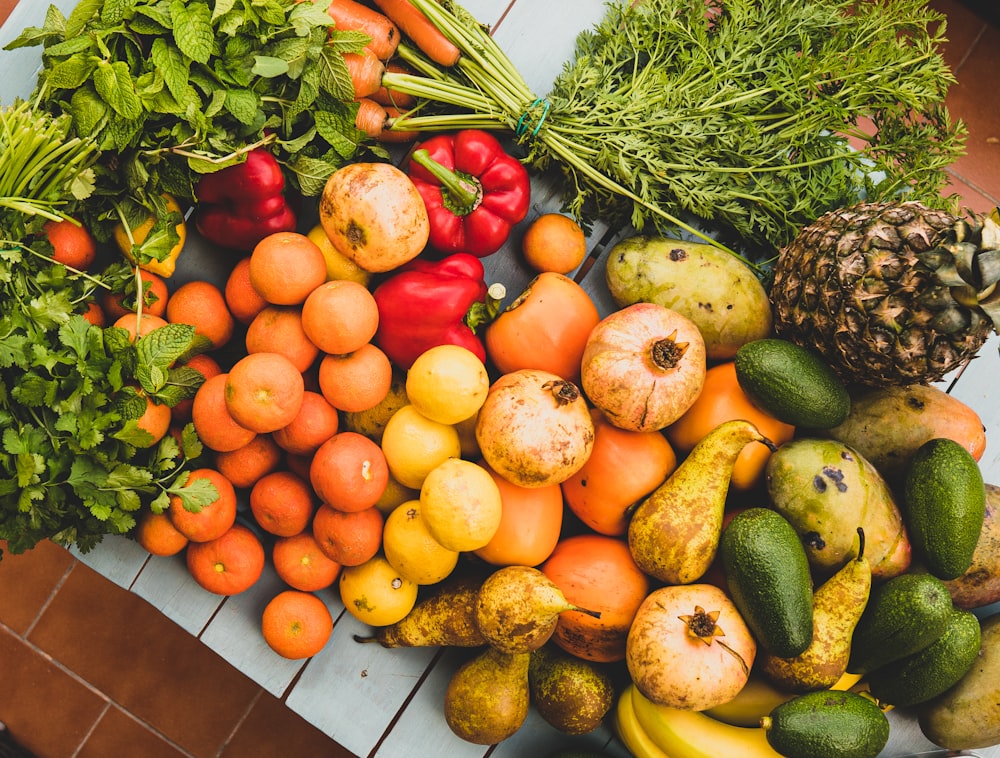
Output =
[{"x1": 769, "y1": 201, "x2": 993, "y2": 388}]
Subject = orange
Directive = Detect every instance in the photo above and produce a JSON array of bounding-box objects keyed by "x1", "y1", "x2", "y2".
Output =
[
  {"x1": 317, "y1": 342, "x2": 393, "y2": 413},
  {"x1": 272, "y1": 531, "x2": 342, "y2": 592},
  {"x1": 128, "y1": 394, "x2": 173, "y2": 448},
  {"x1": 244, "y1": 305, "x2": 320, "y2": 373},
  {"x1": 44, "y1": 217, "x2": 97, "y2": 271},
  {"x1": 112, "y1": 311, "x2": 169, "y2": 342},
  {"x1": 312, "y1": 503, "x2": 384, "y2": 566},
  {"x1": 168, "y1": 467, "x2": 238, "y2": 543},
  {"x1": 81, "y1": 300, "x2": 106, "y2": 327},
  {"x1": 171, "y1": 352, "x2": 224, "y2": 425},
  {"x1": 309, "y1": 431, "x2": 389, "y2": 512},
  {"x1": 134, "y1": 509, "x2": 189, "y2": 557},
  {"x1": 300, "y1": 279, "x2": 379, "y2": 356},
  {"x1": 191, "y1": 373, "x2": 258, "y2": 453},
  {"x1": 224, "y1": 352, "x2": 305, "y2": 434},
  {"x1": 249, "y1": 231, "x2": 328, "y2": 305},
  {"x1": 225, "y1": 256, "x2": 268, "y2": 325},
  {"x1": 214, "y1": 433, "x2": 283, "y2": 490},
  {"x1": 102, "y1": 269, "x2": 169, "y2": 319},
  {"x1": 165, "y1": 279, "x2": 235, "y2": 350},
  {"x1": 261, "y1": 589, "x2": 334, "y2": 659},
  {"x1": 521, "y1": 213, "x2": 588, "y2": 274},
  {"x1": 272, "y1": 390, "x2": 341, "y2": 457},
  {"x1": 249, "y1": 469, "x2": 316, "y2": 537},
  {"x1": 186, "y1": 523, "x2": 265, "y2": 596}
]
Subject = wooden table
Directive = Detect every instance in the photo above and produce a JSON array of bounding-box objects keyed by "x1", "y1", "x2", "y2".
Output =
[{"x1": 3, "y1": 2, "x2": 999, "y2": 756}]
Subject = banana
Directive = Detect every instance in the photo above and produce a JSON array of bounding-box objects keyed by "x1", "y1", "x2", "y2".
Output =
[
  {"x1": 704, "y1": 669, "x2": 864, "y2": 727},
  {"x1": 614, "y1": 686, "x2": 672, "y2": 758},
  {"x1": 630, "y1": 684, "x2": 783, "y2": 758}
]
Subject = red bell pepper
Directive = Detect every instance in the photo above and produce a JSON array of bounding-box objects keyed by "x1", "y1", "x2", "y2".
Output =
[
  {"x1": 406, "y1": 129, "x2": 530, "y2": 258},
  {"x1": 194, "y1": 148, "x2": 297, "y2": 251},
  {"x1": 372, "y1": 253, "x2": 505, "y2": 369}
]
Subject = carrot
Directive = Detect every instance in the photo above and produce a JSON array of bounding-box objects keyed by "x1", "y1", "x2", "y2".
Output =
[
  {"x1": 344, "y1": 47, "x2": 387, "y2": 99},
  {"x1": 324, "y1": 0, "x2": 401, "y2": 61},
  {"x1": 370, "y1": 0, "x2": 461, "y2": 67},
  {"x1": 370, "y1": 60, "x2": 419, "y2": 109},
  {"x1": 376, "y1": 105, "x2": 420, "y2": 143},
  {"x1": 355, "y1": 97, "x2": 390, "y2": 139}
]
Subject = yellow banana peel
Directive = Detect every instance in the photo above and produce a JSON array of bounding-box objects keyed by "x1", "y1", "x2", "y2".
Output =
[
  {"x1": 704, "y1": 669, "x2": 864, "y2": 727},
  {"x1": 614, "y1": 686, "x2": 672, "y2": 758},
  {"x1": 630, "y1": 684, "x2": 783, "y2": 758}
]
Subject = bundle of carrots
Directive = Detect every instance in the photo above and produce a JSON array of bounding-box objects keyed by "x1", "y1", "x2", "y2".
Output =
[{"x1": 320, "y1": 0, "x2": 460, "y2": 142}]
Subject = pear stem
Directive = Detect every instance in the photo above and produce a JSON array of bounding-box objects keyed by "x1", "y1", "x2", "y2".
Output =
[
  {"x1": 352, "y1": 634, "x2": 378, "y2": 644},
  {"x1": 569, "y1": 605, "x2": 602, "y2": 620}
]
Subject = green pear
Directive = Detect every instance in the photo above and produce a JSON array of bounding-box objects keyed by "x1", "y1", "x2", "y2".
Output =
[
  {"x1": 475, "y1": 566, "x2": 601, "y2": 653},
  {"x1": 444, "y1": 646, "x2": 531, "y2": 745},
  {"x1": 628, "y1": 419, "x2": 774, "y2": 584},
  {"x1": 528, "y1": 645, "x2": 615, "y2": 735},
  {"x1": 762, "y1": 528, "x2": 872, "y2": 692},
  {"x1": 353, "y1": 574, "x2": 487, "y2": 648}
]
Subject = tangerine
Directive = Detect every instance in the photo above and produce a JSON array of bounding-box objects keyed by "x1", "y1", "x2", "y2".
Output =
[
  {"x1": 311, "y1": 503, "x2": 383, "y2": 567},
  {"x1": 186, "y1": 523, "x2": 265, "y2": 596},
  {"x1": 168, "y1": 467, "x2": 238, "y2": 543},
  {"x1": 309, "y1": 432, "x2": 389, "y2": 512},
  {"x1": 300, "y1": 279, "x2": 379, "y2": 356},
  {"x1": 225, "y1": 352, "x2": 305, "y2": 434},
  {"x1": 261, "y1": 589, "x2": 334, "y2": 659},
  {"x1": 249, "y1": 231, "x2": 328, "y2": 305},
  {"x1": 272, "y1": 531, "x2": 342, "y2": 592},
  {"x1": 317, "y1": 342, "x2": 393, "y2": 413},
  {"x1": 165, "y1": 279, "x2": 235, "y2": 350},
  {"x1": 249, "y1": 470, "x2": 316, "y2": 537}
]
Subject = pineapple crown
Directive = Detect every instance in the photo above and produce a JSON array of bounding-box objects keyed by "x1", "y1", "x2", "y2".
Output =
[{"x1": 918, "y1": 207, "x2": 1000, "y2": 334}]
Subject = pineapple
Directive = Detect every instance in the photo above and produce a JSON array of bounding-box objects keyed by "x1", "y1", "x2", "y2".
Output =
[{"x1": 769, "y1": 201, "x2": 1000, "y2": 387}]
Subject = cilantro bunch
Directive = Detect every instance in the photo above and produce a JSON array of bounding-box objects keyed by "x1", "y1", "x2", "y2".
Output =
[{"x1": 5, "y1": 0, "x2": 373, "y2": 259}]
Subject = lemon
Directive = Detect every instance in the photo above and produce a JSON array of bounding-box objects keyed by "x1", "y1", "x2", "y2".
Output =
[
  {"x1": 339, "y1": 555, "x2": 418, "y2": 627},
  {"x1": 420, "y1": 458, "x2": 503, "y2": 552},
  {"x1": 380, "y1": 404, "x2": 461, "y2": 489},
  {"x1": 406, "y1": 344, "x2": 490, "y2": 425},
  {"x1": 342, "y1": 369, "x2": 409, "y2": 445},
  {"x1": 306, "y1": 223, "x2": 371, "y2": 287},
  {"x1": 373, "y1": 474, "x2": 420, "y2": 515},
  {"x1": 382, "y1": 500, "x2": 460, "y2": 585}
]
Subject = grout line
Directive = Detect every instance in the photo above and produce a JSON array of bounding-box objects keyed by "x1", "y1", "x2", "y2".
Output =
[
  {"x1": 68, "y1": 701, "x2": 111, "y2": 758},
  {"x1": 215, "y1": 687, "x2": 266, "y2": 758},
  {"x1": 21, "y1": 557, "x2": 77, "y2": 638}
]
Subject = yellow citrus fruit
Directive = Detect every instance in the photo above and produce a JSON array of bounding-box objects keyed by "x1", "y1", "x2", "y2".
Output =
[
  {"x1": 419, "y1": 458, "x2": 503, "y2": 552},
  {"x1": 382, "y1": 500, "x2": 460, "y2": 585},
  {"x1": 339, "y1": 554, "x2": 418, "y2": 627},
  {"x1": 341, "y1": 369, "x2": 409, "y2": 445},
  {"x1": 521, "y1": 212, "x2": 588, "y2": 275},
  {"x1": 373, "y1": 474, "x2": 420, "y2": 515},
  {"x1": 405, "y1": 344, "x2": 490, "y2": 425},
  {"x1": 306, "y1": 223, "x2": 371, "y2": 287},
  {"x1": 380, "y1": 404, "x2": 461, "y2": 490}
]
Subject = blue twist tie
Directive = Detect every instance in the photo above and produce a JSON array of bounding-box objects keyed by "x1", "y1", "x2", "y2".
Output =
[{"x1": 516, "y1": 98, "x2": 551, "y2": 138}]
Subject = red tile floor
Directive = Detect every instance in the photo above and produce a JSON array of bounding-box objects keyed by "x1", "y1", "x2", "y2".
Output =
[{"x1": 1, "y1": 0, "x2": 999, "y2": 756}]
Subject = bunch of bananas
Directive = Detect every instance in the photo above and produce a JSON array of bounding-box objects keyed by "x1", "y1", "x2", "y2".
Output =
[{"x1": 614, "y1": 671, "x2": 865, "y2": 758}]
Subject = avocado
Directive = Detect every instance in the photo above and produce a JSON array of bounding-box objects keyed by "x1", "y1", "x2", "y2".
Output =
[
  {"x1": 902, "y1": 437, "x2": 986, "y2": 580},
  {"x1": 734, "y1": 338, "x2": 851, "y2": 429},
  {"x1": 846, "y1": 571, "x2": 953, "y2": 675},
  {"x1": 866, "y1": 606, "x2": 981, "y2": 708},
  {"x1": 719, "y1": 507, "x2": 814, "y2": 658},
  {"x1": 761, "y1": 690, "x2": 890, "y2": 758}
]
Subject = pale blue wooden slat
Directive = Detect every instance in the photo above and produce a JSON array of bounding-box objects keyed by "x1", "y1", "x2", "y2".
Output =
[
  {"x1": 945, "y1": 333, "x2": 1000, "y2": 484},
  {"x1": 129, "y1": 553, "x2": 228, "y2": 637},
  {"x1": 69, "y1": 536, "x2": 151, "y2": 589},
  {"x1": 284, "y1": 611, "x2": 439, "y2": 757}
]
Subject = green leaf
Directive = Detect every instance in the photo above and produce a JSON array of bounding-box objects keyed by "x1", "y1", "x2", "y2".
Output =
[
  {"x1": 171, "y1": 1, "x2": 214, "y2": 65},
  {"x1": 150, "y1": 38, "x2": 192, "y2": 104},
  {"x1": 45, "y1": 55, "x2": 99, "y2": 89},
  {"x1": 66, "y1": 0, "x2": 103, "y2": 38},
  {"x1": 102, "y1": 0, "x2": 136, "y2": 25},
  {"x1": 253, "y1": 55, "x2": 290, "y2": 78},
  {"x1": 212, "y1": 0, "x2": 237, "y2": 22},
  {"x1": 69, "y1": 87, "x2": 109, "y2": 143},
  {"x1": 224, "y1": 88, "x2": 260, "y2": 126},
  {"x1": 94, "y1": 60, "x2": 144, "y2": 120}
]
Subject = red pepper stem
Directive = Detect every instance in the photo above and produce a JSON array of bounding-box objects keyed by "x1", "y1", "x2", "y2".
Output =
[
  {"x1": 466, "y1": 282, "x2": 507, "y2": 333},
  {"x1": 410, "y1": 149, "x2": 483, "y2": 216}
]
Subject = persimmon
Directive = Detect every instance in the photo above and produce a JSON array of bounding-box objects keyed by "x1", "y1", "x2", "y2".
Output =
[
  {"x1": 561, "y1": 407, "x2": 677, "y2": 536},
  {"x1": 541, "y1": 534, "x2": 651, "y2": 663},
  {"x1": 484, "y1": 272, "x2": 600, "y2": 383},
  {"x1": 473, "y1": 462, "x2": 563, "y2": 567},
  {"x1": 664, "y1": 361, "x2": 795, "y2": 491}
]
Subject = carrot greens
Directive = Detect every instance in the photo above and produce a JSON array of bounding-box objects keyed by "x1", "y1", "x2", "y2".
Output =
[{"x1": 383, "y1": 0, "x2": 965, "y2": 261}]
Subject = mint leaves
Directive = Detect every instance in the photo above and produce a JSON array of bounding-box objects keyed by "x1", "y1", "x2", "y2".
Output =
[{"x1": 5, "y1": 0, "x2": 374, "y2": 240}]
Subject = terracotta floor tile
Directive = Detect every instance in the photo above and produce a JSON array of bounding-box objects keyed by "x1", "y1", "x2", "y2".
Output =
[
  {"x1": 929, "y1": 0, "x2": 991, "y2": 72},
  {"x1": 945, "y1": 174, "x2": 1000, "y2": 215},
  {"x1": 0, "y1": 627, "x2": 107, "y2": 757},
  {"x1": 220, "y1": 691, "x2": 356, "y2": 758},
  {"x1": 76, "y1": 706, "x2": 190, "y2": 758},
  {"x1": 27, "y1": 563, "x2": 260, "y2": 757},
  {"x1": 0, "y1": 540, "x2": 73, "y2": 636},
  {"x1": 942, "y1": 24, "x2": 1000, "y2": 202}
]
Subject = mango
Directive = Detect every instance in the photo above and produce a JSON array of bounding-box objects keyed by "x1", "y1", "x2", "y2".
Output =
[{"x1": 765, "y1": 438, "x2": 911, "y2": 580}]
